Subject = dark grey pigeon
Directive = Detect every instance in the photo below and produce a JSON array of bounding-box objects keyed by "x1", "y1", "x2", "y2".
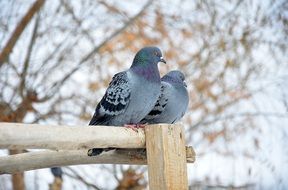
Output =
[
  {"x1": 141, "y1": 70, "x2": 189, "y2": 124},
  {"x1": 88, "y1": 47, "x2": 166, "y2": 156}
]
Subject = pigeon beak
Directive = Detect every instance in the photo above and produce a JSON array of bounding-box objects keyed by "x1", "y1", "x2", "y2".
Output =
[
  {"x1": 183, "y1": 81, "x2": 187, "y2": 87},
  {"x1": 159, "y1": 57, "x2": 166, "y2": 64}
]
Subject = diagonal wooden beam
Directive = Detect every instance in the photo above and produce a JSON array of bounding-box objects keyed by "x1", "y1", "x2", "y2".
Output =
[{"x1": 0, "y1": 147, "x2": 195, "y2": 174}]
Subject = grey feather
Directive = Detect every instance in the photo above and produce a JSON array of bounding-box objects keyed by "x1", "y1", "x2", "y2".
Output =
[
  {"x1": 89, "y1": 72, "x2": 131, "y2": 125},
  {"x1": 141, "y1": 70, "x2": 189, "y2": 124}
]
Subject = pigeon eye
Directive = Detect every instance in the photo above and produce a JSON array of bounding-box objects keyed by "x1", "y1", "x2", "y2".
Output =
[{"x1": 154, "y1": 51, "x2": 159, "y2": 56}]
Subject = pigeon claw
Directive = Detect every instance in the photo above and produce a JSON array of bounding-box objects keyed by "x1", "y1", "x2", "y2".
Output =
[
  {"x1": 124, "y1": 124, "x2": 146, "y2": 132},
  {"x1": 124, "y1": 124, "x2": 139, "y2": 132},
  {"x1": 136, "y1": 124, "x2": 146, "y2": 129}
]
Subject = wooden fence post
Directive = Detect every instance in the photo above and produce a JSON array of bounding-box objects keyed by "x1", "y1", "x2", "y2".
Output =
[{"x1": 145, "y1": 124, "x2": 188, "y2": 190}]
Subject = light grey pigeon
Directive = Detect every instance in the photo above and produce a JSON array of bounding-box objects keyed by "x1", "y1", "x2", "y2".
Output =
[
  {"x1": 88, "y1": 46, "x2": 166, "y2": 156},
  {"x1": 141, "y1": 70, "x2": 189, "y2": 124}
]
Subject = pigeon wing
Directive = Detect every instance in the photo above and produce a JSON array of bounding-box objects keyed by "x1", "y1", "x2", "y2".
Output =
[
  {"x1": 141, "y1": 83, "x2": 168, "y2": 123},
  {"x1": 89, "y1": 71, "x2": 131, "y2": 125}
]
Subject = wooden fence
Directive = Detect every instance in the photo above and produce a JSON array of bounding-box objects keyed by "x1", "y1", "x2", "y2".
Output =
[{"x1": 0, "y1": 122, "x2": 195, "y2": 190}]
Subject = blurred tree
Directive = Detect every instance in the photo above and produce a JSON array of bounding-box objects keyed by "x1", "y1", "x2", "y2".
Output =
[
  {"x1": 115, "y1": 168, "x2": 146, "y2": 190},
  {"x1": 0, "y1": 0, "x2": 287, "y2": 189}
]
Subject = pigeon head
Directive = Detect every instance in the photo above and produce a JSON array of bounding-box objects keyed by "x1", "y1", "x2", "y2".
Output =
[
  {"x1": 130, "y1": 47, "x2": 166, "y2": 82},
  {"x1": 162, "y1": 70, "x2": 187, "y2": 87},
  {"x1": 131, "y1": 46, "x2": 166, "y2": 68}
]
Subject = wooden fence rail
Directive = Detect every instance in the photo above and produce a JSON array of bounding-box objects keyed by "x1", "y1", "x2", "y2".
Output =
[
  {"x1": 0, "y1": 122, "x2": 145, "y2": 150},
  {"x1": 0, "y1": 122, "x2": 196, "y2": 190}
]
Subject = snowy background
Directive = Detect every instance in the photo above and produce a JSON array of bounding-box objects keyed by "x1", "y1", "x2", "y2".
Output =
[{"x1": 0, "y1": 0, "x2": 287, "y2": 189}]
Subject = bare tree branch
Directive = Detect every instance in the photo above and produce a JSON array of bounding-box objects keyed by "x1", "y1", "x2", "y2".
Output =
[
  {"x1": 190, "y1": 112, "x2": 288, "y2": 131},
  {"x1": 0, "y1": 0, "x2": 45, "y2": 66},
  {"x1": 19, "y1": 13, "x2": 40, "y2": 98},
  {"x1": 63, "y1": 167, "x2": 101, "y2": 190},
  {"x1": 37, "y1": 0, "x2": 153, "y2": 102}
]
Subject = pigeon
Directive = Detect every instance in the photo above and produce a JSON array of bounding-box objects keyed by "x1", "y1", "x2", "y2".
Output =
[
  {"x1": 88, "y1": 46, "x2": 166, "y2": 156},
  {"x1": 141, "y1": 70, "x2": 189, "y2": 124}
]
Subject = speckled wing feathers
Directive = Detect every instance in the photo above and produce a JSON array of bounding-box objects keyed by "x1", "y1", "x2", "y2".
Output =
[
  {"x1": 140, "y1": 70, "x2": 189, "y2": 124},
  {"x1": 89, "y1": 72, "x2": 131, "y2": 125},
  {"x1": 141, "y1": 83, "x2": 168, "y2": 122}
]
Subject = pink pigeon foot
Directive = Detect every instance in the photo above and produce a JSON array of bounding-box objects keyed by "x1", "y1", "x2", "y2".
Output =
[
  {"x1": 135, "y1": 124, "x2": 146, "y2": 129},
  {"x1": 124, "y1": 124, "x2": 138, "y2": 132},
  {"x1": 124, "y1": 124, "x2": 146, "y2": 132}
]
